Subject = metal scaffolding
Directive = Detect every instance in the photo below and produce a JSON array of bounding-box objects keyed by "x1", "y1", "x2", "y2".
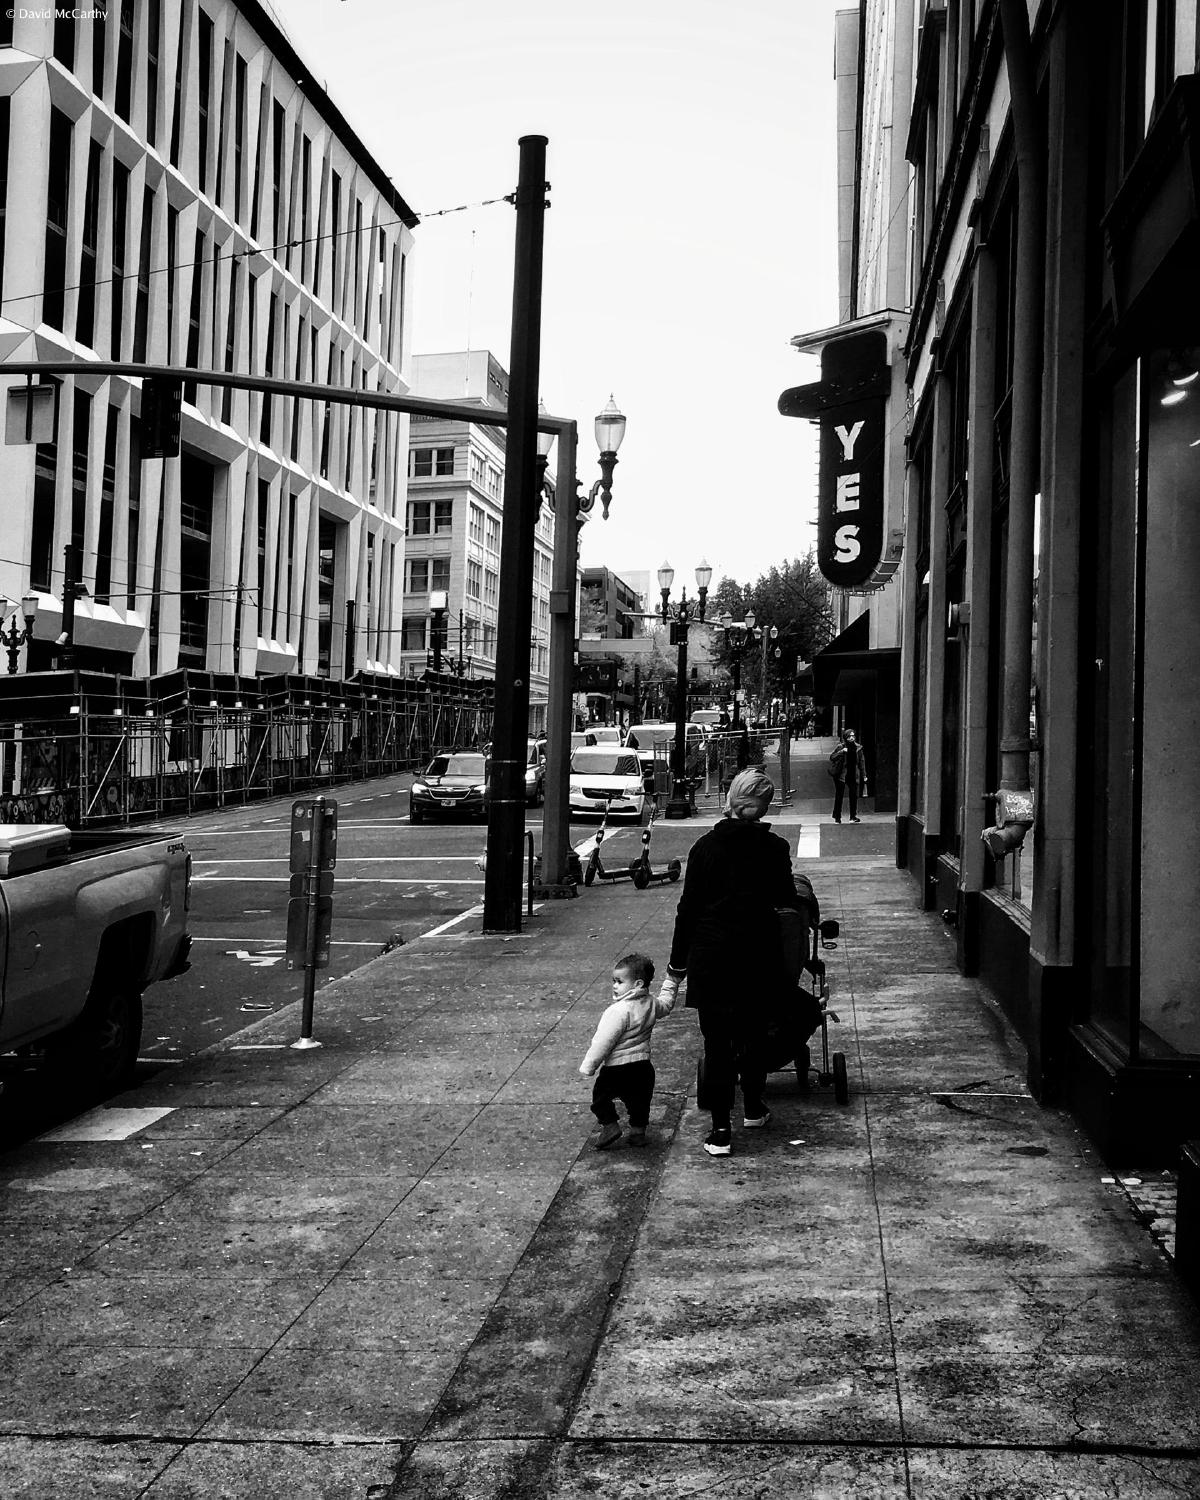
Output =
[{"x1": 0, "y1": 668, "x2": 494, "y2": 826}]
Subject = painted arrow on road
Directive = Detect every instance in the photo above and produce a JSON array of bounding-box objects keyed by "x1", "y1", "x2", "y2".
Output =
[{"x1": 224, "y1": 949, "x2": 285, "y2": 967}]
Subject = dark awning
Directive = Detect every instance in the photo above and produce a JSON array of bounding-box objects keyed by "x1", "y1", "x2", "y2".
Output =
[{"x1": 812, "y1": 613, "x2": 901, "y2": 704}]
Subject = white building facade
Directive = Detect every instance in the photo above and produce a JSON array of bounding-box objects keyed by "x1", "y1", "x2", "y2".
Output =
[
  {"x1": 0, "y1": 0, "x2": 415, "y2": 679},
  {"x1": 402, "y1": 350, "x2": 557, "y2": 736}
]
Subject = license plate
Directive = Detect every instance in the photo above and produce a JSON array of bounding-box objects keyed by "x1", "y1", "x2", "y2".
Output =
[{"x1": 438, "y1": 798, "x2": 454, "y2": 806}]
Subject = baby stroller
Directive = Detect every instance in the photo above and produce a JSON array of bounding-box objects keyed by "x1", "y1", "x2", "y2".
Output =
[
  {"x1": 695, "y1": 873, "x2": 849, "y2": 1110},
  {"x1": 768, "y1": 898, "x2": 847, "y2": 1105}
]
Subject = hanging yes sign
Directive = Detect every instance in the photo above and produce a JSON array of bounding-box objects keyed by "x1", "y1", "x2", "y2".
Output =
[{"x1": 814, "y1": 331, "x2": 888, "y2": 588}]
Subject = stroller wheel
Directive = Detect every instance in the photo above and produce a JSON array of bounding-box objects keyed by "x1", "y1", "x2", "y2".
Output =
[
  {"x1": 796, "y1": 1043, "x2": 811, "y2": 1094},
  {"x1": 833, "y1": 1051, "x2": 849, "y2": 1105}
]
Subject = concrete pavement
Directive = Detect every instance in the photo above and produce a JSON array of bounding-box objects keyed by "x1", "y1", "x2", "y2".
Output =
[{"x1": 0, "y1": 741, "x2": 1198, "y2": 1497}]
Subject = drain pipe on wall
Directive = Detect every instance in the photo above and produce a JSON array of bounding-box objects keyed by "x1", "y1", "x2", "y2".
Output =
[{"x1": 983, "y1": 0, "x2": 1044, "y2": 861}]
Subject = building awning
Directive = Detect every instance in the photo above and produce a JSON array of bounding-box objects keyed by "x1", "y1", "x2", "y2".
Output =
[{"x1": 812, "y1": 613, "x2": 899, "y2": 704}]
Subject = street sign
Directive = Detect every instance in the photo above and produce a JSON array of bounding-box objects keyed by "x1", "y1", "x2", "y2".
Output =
[
  {"x1": 285, "y1": 895, "x2": 333, "y2": 969},
  {"x1": 5, "y1": 384, "x2": 57, "y2": 444},
  {"x1": 290, "y1": 798, "x2": 337, "y2": 871}
]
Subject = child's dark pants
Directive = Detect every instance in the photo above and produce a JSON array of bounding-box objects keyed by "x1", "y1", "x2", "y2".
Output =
[{"x1": 591, "y1": 1060, "x2": 655, "y2": 1129}]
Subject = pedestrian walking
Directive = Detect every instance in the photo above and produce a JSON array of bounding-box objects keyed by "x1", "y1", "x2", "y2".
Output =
[
  {"x1": 579, "y1": 952, "x2": 679, "y2": 1149},
  {"x1": 829, "y1": 727, "x2": 867, "y2": 823},
  {"x1": 664, "y1": 768, "x2": 803, "y2": 1157}
]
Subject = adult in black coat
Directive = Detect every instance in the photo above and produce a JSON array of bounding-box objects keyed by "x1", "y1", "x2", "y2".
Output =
[{"x1": 666, "y1": 768, "x2": 801, "y2": 1157}]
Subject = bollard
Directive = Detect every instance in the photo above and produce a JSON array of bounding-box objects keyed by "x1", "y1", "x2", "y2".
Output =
[
  {"x1": 525, "y1": 829, "x2": 535, "y2": 915},
  {"x1": 286, "y1": 795, "x2": 337, "y2": 1049}
]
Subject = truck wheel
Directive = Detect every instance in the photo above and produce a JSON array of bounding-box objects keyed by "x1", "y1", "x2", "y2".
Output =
[{"x1": 49, "y1": 985, "x2": 143, "y2": 1099}]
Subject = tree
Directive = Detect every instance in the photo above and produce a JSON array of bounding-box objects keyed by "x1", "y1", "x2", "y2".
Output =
[{"x1": 708, "y1": 554, "x2": 833, "y2": 710}]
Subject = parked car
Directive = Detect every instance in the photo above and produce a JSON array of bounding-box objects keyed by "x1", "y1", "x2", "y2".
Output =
[
  {"x1": 0, "y1": 824, "x2": 192, "y2": 1097},
  {"x1": 409, "y1": 751, "x2": 490, "y2": 823},
  {"x1": 569, "y1": 746, "x2": 647, "y2": 821},
  {"x1": 524, "y1": 739, "x2": 546, "y2": 806}
]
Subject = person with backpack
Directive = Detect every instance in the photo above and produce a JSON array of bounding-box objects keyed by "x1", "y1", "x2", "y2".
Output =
[{"x1": 829, "y1": 728, "x2": 867, "y2": 823}]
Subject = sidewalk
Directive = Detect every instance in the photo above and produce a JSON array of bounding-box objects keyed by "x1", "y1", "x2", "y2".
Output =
[{"x1": 1, "y1": 788, "x2": 1199, "y2": 1497}]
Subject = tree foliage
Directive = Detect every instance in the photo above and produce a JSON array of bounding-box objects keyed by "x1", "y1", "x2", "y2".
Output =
[{"x1": 706, "y1": 554, "x2": 833, "y2": 703}]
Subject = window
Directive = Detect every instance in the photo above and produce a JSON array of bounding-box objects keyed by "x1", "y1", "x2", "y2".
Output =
[
  {"x1": 405, "y1": 558, "x2": 429, "y2": 594},
  {"x1": 133, "y1": 186, "x2": 153, "y2": 361},
  {"x1": 272, "y1": 100, "x2": 285, "y2": 244},
  {"x1": 484, "y1": 569, "x2": 498, "y2": 607},
  {"x1": 215, "y1": 38, "x2": 229, "y2": 203},
  {"x1": 116, "y1": 2, "x2": 134, "y2": 116},
  {"x1": 401, "y1": 616, "x2": 426, "y2": 651},
  {"x1": 233, "y1": 54, "x2": 246, "y2": 221},
  {"x1": 468, "y1": 503, "x2": 484, "y2": 543},
  {"x1": 331, "y1": 171, "x2": 342, "y2": 308},
  {"x1": 169, "y1": 16, "x2": 184, "y2": 166},
  {"x1": 407, "y1": 499, "x2": 453, "y2": 535},
  {"x1": 95, "y1": 405, "x2": 118, "y2": 603},
  {"x1": 466, "y1": 560, "x2": 482, "y2": 600},
  {"x1": 301, "y1": 135, "x2": 311, "y2": 285},
  {"x1": 166, "y1": 204, "x2": 178, "y2": 361},
  {"x1": 430, "y1": 556, "x2": 450, "y2": 593},
  {"x1": 144, "y1": 0, "x2": 159, "y2": 143},
  {"x1": 197, "y1": 9, "x2": 213, "y2": 193},
  {"x1": 410, "y1": 446, "x2": 455, "y2": 478},
  {"x1": 260, "y1": 290, "x2": 278, "y2": 446},
  {"x1": 486, "y1": 464, "x2": 501, "y2": 498},
  {"x1": 53, "y1": 9, "x2": 75, "y2": 70},
  {"x1": 76, "y1": 140, "x2": 102, "y2": 349},
  {"x1": 43, "y1": 108, "x2": 71, "y2": 331},
  {"x1": 92, "y1": 0, "x2": 105, "y2": 96},
  {"x1": 185, "y1": 230, "x2": 205, "y2": 404},
  {"x1": 485, "y1": 515, "x2": 500, "y2": 552},
  {"x1": 110, "y1": 160, "x2": 128, "y2": 358},
  {"x1": 469, "y1": 451, "x2": 486, "y2": 487},
  {"x1": 127, "y1": 413, "x2": 141, "y2": 605}
]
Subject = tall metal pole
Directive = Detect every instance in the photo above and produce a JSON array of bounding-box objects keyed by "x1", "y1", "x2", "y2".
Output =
[
  {"x1": 484, "y1": 136, "x2": 548, "y2": 933},
  {"x1": 539, "y1": 421, "x2": 579, "y2": 890},
  {"x1": 665, "y1": 605, "x2": 691, "y2": 818},
  {"x1": 59, "y1": 543, "x2": 79, "y2": 670}
]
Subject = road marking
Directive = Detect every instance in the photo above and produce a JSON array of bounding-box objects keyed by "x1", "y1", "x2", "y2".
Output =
[
  {"x1": 193, "y1": 876, "x2": 486, "y2": 885},
  {"x1": 192, "y1": 936, "x2": 382, "y2": 947},
  {"x1": 193, "y1": 856, "x2": 485, "y2": 864},
  {"x1": 419, "y1": 904, "x2": 484, "y2": 938},
  {"x1": 225, "y1": 949, "x2": 285, "y2": 966},
  {"x1": 39, "y1": 1106, "x2": 176, "y2": 1142}
]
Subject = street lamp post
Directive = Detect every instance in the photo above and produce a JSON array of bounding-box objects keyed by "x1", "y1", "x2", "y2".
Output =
[
  {"x1": 658, "y1": 559, "x2": 711, "y2": 820},
  {"x1": 1, "y1": 593, "x2": 39, "y2": 674},
  {"x1": 761, "y1": 624, "x2": 779, "y2": 725},
  {"x1": 536, "y1": 397, "x2": 627, "y2": 895},
  {"x1": 719, "y1": 609, "x2": 761, "y2": 731},
  {"x1": 428, "y1": 590, "x2": 448, "y2": 673}
]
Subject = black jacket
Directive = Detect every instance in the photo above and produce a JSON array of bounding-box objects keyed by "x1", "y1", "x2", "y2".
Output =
[{"x1": 668, "y1": 818, "x2": 801, "y2": 1012}]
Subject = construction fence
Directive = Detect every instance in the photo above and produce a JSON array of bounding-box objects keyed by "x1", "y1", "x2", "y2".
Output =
[{"x1": 0, "y1": 667, "x2": 494, "y2": 827}]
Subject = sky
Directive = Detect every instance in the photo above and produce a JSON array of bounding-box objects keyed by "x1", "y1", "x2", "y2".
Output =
[{"x1": 269, "y1": 0, "x2": 841, "y2": 591}]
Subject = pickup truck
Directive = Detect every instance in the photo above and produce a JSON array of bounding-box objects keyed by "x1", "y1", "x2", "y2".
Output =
[{"x1": 0, "y1": 824, "x2": 191, "y2": 1098}]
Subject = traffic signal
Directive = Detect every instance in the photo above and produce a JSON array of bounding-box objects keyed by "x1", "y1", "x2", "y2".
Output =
[{"x1": 141, "y1": 377, "x2": 182, "y2": 458}]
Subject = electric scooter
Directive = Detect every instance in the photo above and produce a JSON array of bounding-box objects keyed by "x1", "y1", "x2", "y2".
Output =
[
  {"x1": 582, "y1": 805, "x2": 639, "y2": 887},
  {"x1": 631, "y1": 797, "x2": 682, "y2": 889}
]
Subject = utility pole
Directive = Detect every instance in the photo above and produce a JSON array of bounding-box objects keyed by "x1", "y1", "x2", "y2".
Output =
[{"x1": 483, "y1": 136, "x2": 548, "y2": 933}]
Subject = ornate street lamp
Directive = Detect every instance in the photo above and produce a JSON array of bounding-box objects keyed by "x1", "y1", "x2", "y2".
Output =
[
  {"x1": 658, "y1": 559, "x2": 711, "y2": 819},
  {"x1": 719, "y1": 608, "x2": 762, "y2": 731},
  {"x1": 532, "y1": 396, "x2": 629, "y2": 899},
  {"x1": 1, "y1": 593, "x2": 39, "y2": 674}
]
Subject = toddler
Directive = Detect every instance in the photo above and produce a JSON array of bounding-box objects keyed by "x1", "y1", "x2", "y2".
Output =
[{"x1": 579, "y1": 952, "x2": 679, "y2": 1149}]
